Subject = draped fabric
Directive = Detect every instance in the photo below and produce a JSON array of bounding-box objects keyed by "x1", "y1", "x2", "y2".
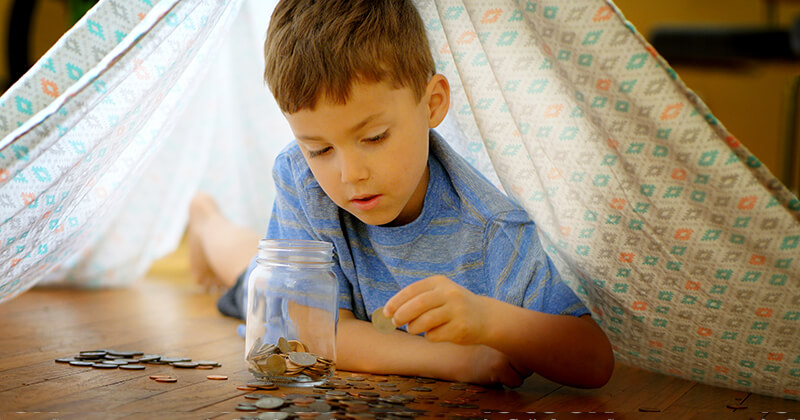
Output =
[
  {"x1": 415, "y1": 0, "x2": 800, "y2": 400},
  {"x1": 1, "y1": 0, "x2": 798, "y2": 400},
  {"x1": 0, "y1": 0, "x2": 292, "y2": 295}
]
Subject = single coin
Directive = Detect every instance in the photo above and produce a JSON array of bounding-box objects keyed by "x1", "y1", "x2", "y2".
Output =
[
  {"x1": 78, "y1": 351, "x2": 107, "y2": 359},
  {"x1": 196, "y1": 365, "x2": 214, "y2": 370},
  {"x1": 154, "y1": 377, "x2": 178, "y2": 383},
  {"x1": 105, "y1": 360, "x2": 129, "y2": 365},
  {"x1": 172, "y1": 362, "x2": 199, "y2": 369},
  {"x1": 255, "y1": 396, "x2": 285, "y2": 409},
  {"x1": 288, "y1": 352, "x2": 317, "y2": 367},
  {"x1": 196, "y1": 360, "x2": 220, "y2": 367},
  {"x1": 372, "y1": 307, "x2": 396, "y2": 334},
  {"x1": 258, "y1": 412, "x2": 290, "y2": 420},
  {"x1": 107, "y1": 350, "x2": 138, "y2": 357},
  {"x1": 247, "y1": 380, "x2": 277, "y2": 390},
  {"x1": 207, "y1": 375, "x2": 228, "y2": 380},
  {"x1": 56, "y1": 358, "x2": 76, "y2": 363},
  {"x1": 160, "y1": 357, "x2": 191, "y2": 364},
  {"x1": 449, "y1": 383, "x2": 467, "y2": 390},
  {"x1": 277, "y1": 337, "x2": 292, "y2": 353},
  {"x1": 119, "y1": 364, "x2": 146, "y2": 370},
  {"x1": 91, "y1": 363, "x2": 119, "y2": 369},
  {"x1": 149, "y1": 374, "x2": 171, "y2": 380},
  {"x1": 288, "y1": 340, "x2": 307, "y2": 353},
  {"x1": 411, "y1": 386, "x2": 432, "y2": 392},
  {"x1": 69, "y1": 361, "x2": 94, "y2": 367},
  {"x1": 237, "y1": 386, "x2": 257, "y2": 391},
  {"x1": 236, "y1": 403, "x2": 258, "y2": 412},
  {"x1": 266, "y1": 354, "x2": 286, "y2": 375},
  {"x1": 138, "y1": 355, "x2": 162, "y2": 363}
]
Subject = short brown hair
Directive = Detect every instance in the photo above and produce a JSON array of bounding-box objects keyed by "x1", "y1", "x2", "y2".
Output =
[{"x1": 264, "y1": 0, "x2": 436, "y2": 113}]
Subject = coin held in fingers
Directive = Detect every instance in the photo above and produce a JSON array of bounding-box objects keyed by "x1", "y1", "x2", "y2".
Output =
[{"x1": 371, "y1": 306, "x2": 396, "y2": 334}]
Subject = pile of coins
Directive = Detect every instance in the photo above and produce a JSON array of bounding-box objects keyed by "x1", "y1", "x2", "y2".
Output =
[
  {"x1": 232, "y1": 375, "x2": 488, "y2": 419},
  {"x1": 228, "y1": 375, "x2": 491, "y2": 420},
  {"x1": 247, "y1": 337, "x2": 333, "y2": 382},
  {"x1": 55, "y1": 349, "x2": 221, "y2": 372}
]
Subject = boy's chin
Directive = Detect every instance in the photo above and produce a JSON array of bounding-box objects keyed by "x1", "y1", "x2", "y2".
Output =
[{"x1": 349, "y1": 210, "x2": 402, "y2": 227}]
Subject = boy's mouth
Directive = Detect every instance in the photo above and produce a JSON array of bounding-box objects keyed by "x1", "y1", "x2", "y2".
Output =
[{"x1": 350, "y1": 194, "x2": 382, "y2": 211}]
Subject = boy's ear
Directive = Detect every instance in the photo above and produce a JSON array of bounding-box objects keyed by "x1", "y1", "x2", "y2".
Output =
[{"x1": 425, "y1": 74, "x2": 450, "y2": 128}]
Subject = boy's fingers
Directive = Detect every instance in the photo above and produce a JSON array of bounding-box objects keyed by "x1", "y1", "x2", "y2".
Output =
[
  {"x1": 391, "y1": 289, "x2": 446, "y2": 326},
  {"x1": 405, "y1": 305, "x2": 449, "y2": 336},
  {"x1": 384, "y1": 277, "x2": 438, "y2": 316}
]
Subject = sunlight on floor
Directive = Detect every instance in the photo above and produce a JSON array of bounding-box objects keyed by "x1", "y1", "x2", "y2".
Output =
[{"x1": 146, "y1": 233, "x2": 191, "y2": 284}]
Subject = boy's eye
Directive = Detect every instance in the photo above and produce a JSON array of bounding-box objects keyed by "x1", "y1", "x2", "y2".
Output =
[
  {"x1": 365, "y1": 131, "x2": 388, "y2": 143},
  {"x1": 308, "y1": 146, "x2": 332, "y2": 158}
]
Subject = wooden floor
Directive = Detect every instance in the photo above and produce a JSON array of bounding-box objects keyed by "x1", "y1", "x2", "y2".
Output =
[{"x1": 1, "y1": 268, "x2": 800, "y2": 419}]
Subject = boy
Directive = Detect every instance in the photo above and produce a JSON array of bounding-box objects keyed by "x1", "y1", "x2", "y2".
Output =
[{"x1": 190, "y1": 0, "x2": 613, "y2": 388}]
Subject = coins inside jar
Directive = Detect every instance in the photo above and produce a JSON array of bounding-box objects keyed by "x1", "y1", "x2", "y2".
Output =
[{"x1": 247, "y1": 337, "x2": 334, "y2": 383}]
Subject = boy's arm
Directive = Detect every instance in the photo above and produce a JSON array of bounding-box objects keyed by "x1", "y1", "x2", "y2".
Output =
[
  {"x1": 479, "y1": 297, "x2": 614, "y2": 388},
  {"x1": 335, "y1": 309, "x2": 529, "y2": 387},
  {"x1": 384, "y1": 276, "x2": 614, "y2": 388}
]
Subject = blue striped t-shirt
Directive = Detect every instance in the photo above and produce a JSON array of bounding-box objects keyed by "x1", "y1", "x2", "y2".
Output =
[{"x1": 243, "y1": 130, "x2": 589, "y2": 323}]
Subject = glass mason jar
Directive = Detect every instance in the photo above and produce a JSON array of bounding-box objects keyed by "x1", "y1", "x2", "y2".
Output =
[{"x1": 244, "y1": 239, "x2": 338, "y2": 386}]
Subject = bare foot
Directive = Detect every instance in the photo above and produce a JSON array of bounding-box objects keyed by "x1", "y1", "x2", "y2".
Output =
[
  {"x1": 187, "y1": 192, "x2": 261, "y2": 290},
  {"x1": 188, "y1": 193, "x2": 225, "y2": 289}
]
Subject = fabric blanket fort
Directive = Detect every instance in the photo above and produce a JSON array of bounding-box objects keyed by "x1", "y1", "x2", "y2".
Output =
[{"x1": 0, "y1": 0, "x2": 798, "y2": 400}]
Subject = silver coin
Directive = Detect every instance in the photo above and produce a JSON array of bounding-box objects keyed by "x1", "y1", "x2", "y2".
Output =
[
  {"x1": 91, "y1": 363, "x2": 119, "y2": 369},
  {"x1": 371, "y1": 307, "x2": 395, "y2": 334},
  {"x1": 287, "y1": 352, "x2": 317, "y2": 367},
  {"x1": 69, "y1": 361, "x2": 94, "y2": 367},
  {"x1": 254, "y1": 396, "x2": 285, "y2": 409},
  {"x1": 105, "y1": 360, "x2": 129, "y2": 365},
  {"x1": 55, "y1": 358, "x2": 76, "y2": 363},
  {"x1": 138, "y1": 355, "x2": 162, "y2": 363},
  {"x1": 78, "y1": 351, "x2": 107, "y2": 359},
  {"x1": 107, "y1": 350, "x2": 139, "y2": 357},
  {"x1": 258, "y1": 412, "x2": 290, "y2": 420},
  {"x1": 159, "y1": 357, "x2": 190, "y2": 363},
  {"x1": 119, "y1": 364, "x2": 146, "y2": 370},
  {"x1": 172, "y1": 362, "x2": 199, "y2": 368},
  {"x1": 196, "y1": 360, "x2": 220, "y2": 367},
  {"x1": 236, "y1": 403, "x2": 258, "y2": 412},
  {"x1": 277, "y1": 337, "x2": 291, "y2": 353}
]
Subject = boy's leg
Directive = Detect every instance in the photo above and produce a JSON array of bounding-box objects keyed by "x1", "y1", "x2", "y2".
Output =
[{"x1": 188, "y1": 193, "x2": 260, "y2": 289}]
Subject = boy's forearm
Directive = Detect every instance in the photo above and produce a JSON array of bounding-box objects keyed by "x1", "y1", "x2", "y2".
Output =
[
  {"x1": 335, "y1": 310, "x2": 470, "y2": 381},
  {"x1": 479, "y1": 297, "x2": 614, "y2": 388}
]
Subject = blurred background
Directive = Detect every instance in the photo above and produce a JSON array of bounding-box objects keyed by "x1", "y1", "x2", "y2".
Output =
[{"x1": 1, "y1": 0, "x2": 799, "y2": 190}]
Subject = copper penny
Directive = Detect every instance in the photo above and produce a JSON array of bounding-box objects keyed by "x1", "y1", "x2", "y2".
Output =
[{"x1": 207, "y1": 375, "x2": 228, "y2": 380}]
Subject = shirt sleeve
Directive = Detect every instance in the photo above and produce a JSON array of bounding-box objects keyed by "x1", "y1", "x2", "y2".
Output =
[{"x1": 483, "y1": 210, "x2": 589, "y2": 317}]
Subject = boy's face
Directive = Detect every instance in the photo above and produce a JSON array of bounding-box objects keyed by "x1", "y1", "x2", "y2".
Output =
[{"x1": 285, "y1": 76, "x2": 449, "y2": 226}]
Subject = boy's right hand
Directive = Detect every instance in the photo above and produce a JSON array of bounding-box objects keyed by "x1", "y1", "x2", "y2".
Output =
[{"x1": 460, "y1": 344, "x2": 532, "y2": 388}]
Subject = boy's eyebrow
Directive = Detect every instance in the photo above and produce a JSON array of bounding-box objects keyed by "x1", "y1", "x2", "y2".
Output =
[{"x1": 295, "y1": 112, "x2": 384, "y2": 142}]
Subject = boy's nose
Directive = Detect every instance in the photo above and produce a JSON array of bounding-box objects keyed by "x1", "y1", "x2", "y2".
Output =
[{"x1": 339, "y1": 152, "x2": 369, "y2": 184}]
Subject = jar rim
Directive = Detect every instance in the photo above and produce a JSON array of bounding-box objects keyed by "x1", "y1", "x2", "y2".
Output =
[{"x1": 257, "y1": 239, "x2": 333, "y2": 251}]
